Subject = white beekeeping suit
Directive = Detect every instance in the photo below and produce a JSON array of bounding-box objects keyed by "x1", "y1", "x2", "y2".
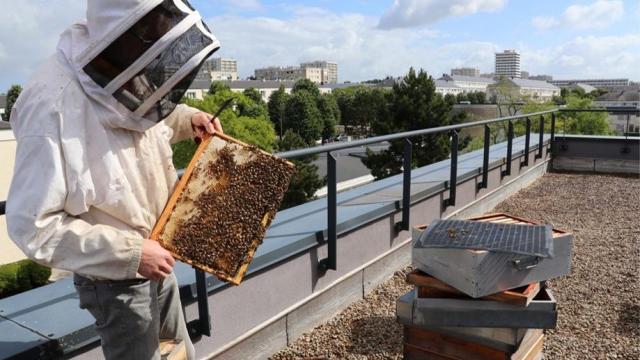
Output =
[{"x1": 7, "y1": 0, "x2": 220, "y2": 280}]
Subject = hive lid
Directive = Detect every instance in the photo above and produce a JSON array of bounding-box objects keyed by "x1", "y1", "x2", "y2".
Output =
[
  {"x1": 151, "y1": 132, "x2": 295, "y2": 285},
  {"x1": 416, "y1": 219, "x2": 553, "y2": 258}
]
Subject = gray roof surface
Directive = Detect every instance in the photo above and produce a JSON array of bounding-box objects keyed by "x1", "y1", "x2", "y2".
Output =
[
  {"x1": 448, "y1": 75, "x2": 495, "y2": 84},
  {"x1": 510, "y1": 78, "x2": 560, "y2": 90},
  {"x1": 596, "y1": 87, "x2": 640, "y2": 102},
  {"x1": 435, "y1": 79, "x2": 462, "y2": 89},
  {"x1": 0, "y1": 134, "x2": 549, "y2": 358}
]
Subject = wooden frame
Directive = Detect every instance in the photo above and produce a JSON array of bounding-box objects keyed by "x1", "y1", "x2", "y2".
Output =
[{"x1": 150, "y1": 132, "x2": 294, "y2": 285}]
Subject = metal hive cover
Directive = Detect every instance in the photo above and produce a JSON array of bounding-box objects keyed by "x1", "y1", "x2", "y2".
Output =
[{"x1": 416, "y1": 219, "x2": 553, "y2": 258}]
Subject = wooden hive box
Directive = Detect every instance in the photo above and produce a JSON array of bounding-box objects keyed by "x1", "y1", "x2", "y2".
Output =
[
  {"x1": 412, "y1": 213, "x2": 573, "y2": 298},
  {"x1": 151, "y1": 133, "x2": 295, "y2": 285}
]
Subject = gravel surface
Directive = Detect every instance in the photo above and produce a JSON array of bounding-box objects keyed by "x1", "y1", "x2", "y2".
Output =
[{"x1": 271, "y1": 172, "x2": 639, "y2": 360}]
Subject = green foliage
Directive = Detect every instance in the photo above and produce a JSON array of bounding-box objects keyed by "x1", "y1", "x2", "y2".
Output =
[
  {"x1": 277, "y1": 130, "x2": 324, "y2": 209},
  {"x1": 208, "y1": 81, "x2": 230, "y2": 95},
  {"x1": 362, "y1": 68, "x2": 466, "y2": 180},
  {"x1": 267, "y1": 85, "x2": 289, "y2": 137},
  {"x1": 292, "y1": 78, "x2": 321, "y2": 98},
  {"x1": 0, "y1": 260, "x2": 51, "y2": 299},
  {"x1": 5, "y1": 84, "x2": 22, "y2": 121},
  {"x1": 560, "y1": 95, "x2": 612, "y2": 135},
  {"x1": 284, "y1": 90, "x2": 323, "y2": 145},
  {"x1": 467, "y1": 91, "x2": 487, "y2": 104},
  {"x1": 444, "y1": 93, "x2": 456, "y2": 106},
  {"x1": 456, "y1": 92, "x2": 469, "y2": 103},
  {"x1": 317, "y1": 94, "x2": 340, "y2": 141},
  {"x1": 333, "y1": 86, "x2": 389, "y2": 136},
  {"x1": 174, "y1": 88, "x2": 277, "y2": 168},
  {"x1": 242, "y1": 88, "x2": 264, "y2": 105}
]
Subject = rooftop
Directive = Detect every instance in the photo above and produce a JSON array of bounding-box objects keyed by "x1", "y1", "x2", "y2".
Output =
[
  {"x1": 509, "y1": 78, "x2": 560, "y2": 90},
  {"x1": 271, "y1": 172, "x2": 640, "y2": 359}
]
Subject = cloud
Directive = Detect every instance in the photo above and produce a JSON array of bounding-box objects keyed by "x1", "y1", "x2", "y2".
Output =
[
  {"x1": 520, "y1": 34, "x2": 640, "y2": 79},
  {"x1": 221, "y1": 0, "x2": 262, "y2": 12},
  {"x1": 378, "y1": 0, "x2": 506, "y2": 29},
  {"x1": 532, "y1": 0, "x2": 624, "y2": 31},
  {"x1": 0, "y1": 0, "x2": 85, "y2": 91},
  {"x1": 207, "y1": 8, "x2": 503, "y2": 82}
]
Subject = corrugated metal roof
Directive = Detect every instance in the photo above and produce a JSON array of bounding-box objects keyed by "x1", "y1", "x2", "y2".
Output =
[
  {"x1": 595, "y1": 87, "x2": 640, "y2": 102},
  {"x1": 435, "y1": 79, "x2": 462, "y2": 89},
  {"x1": 449, "y1": 75, "x2": 496, "y2": 84}
]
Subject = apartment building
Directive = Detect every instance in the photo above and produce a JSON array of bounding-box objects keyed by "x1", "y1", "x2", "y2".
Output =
[
  {"x1": 439, "y1": 74, "x2": 496, "y2": 93},
  {"x1": 204, "y1": 58, "x2": 239, "y2": 81},
  {"x1": 549, "y1": 78, "x2": 629, "y2": 89},
  {"x1": 495, "y1": 50, "x2": 521, "y2": 78},
  {"x1": 255, "y1": 61, "x2": 338, "y2": 84}
]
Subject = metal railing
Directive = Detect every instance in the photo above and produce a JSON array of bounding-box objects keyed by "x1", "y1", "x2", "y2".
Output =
[
  {"x1": 275, "y1": 109, "x2": 559, "y2": 272},
  {"x1": 0, "y1": 107, "x2": 638, "y2": 340}
]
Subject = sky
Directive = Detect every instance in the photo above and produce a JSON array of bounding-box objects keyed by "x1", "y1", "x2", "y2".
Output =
[{"x1": 0, "y1": 0, "x2": 639, "y2": 91}]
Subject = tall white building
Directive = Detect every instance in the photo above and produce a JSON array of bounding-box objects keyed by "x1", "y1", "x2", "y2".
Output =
[
  {"x1": 205, "y1": 58, "x2": 238, "y2": 81},
  {"x1": 495, "y1": 50, "x2": 521, "y2": 78}
]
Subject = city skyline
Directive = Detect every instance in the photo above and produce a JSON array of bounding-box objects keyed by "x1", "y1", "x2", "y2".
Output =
[{"x1": 0, "y1": 0, "x2": 639, "y2": 90}]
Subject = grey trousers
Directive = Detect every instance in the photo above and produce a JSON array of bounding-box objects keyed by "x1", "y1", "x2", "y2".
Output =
[{"x1": 74, "y1": 272, "x2": 195, "y2": 360}]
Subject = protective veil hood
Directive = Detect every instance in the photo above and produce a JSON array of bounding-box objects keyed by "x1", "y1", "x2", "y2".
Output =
[{"x1": 57, "y1": 0, "x2": 220, "y2": 130}]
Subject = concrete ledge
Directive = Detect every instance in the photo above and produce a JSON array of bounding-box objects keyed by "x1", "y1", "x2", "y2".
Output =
[
  {"x1": 363, "y1": 242, "x2": 411, "y2": 295},
  {"x1": 553, "y1": 157, "x2": 640, "y2": 174},
  {"x1": 215, "y1": 317, "x2": 287, "y2": 360}
]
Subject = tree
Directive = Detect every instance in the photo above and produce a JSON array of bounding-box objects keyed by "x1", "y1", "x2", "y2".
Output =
[
  {"x1": 333, "y1": 86, "x2": 389, "y2": 136},
  {"x1": 5, "y1": 85, "x2": 22, "y2": 121},
  {"x1": 267, "y1": 85, "x2": 288, "y2": 138},
  {"x1": 456, "y1": 92, "x2": 469, "y2": 104},
  {"x1": 175, "y1": 88, "x2": 277, "y2": 168},
  {"x1": 560, "y1": 94, "x2": 612, "y2": 135},
  {"x1": 292, "y1": 78, "x2": 321, "y2": 98},
  {"x1": 317, "y1": 94, "x2": 340, "y2": 142},
  {"x1": 277, "y1": 130, "x2": 324, "y2": 209},
  {"x1": 444, "y1": 93, "x2": 456, "y2": 106},
  {"x1": 284, "y1": 90, "x2": 323, "y2": 145},
  {"x1": 243, "y1": 88, "x2": 264, "y2": 105},
  {"x1": 474, "y1": 91, "x2": 487, "y2": 104},
  {"x1": 208, "y1": 81, "x2": 230, "y2": 95},
  {"x1": 362, "y1": 68, "x2": 466, "y2": 180}
]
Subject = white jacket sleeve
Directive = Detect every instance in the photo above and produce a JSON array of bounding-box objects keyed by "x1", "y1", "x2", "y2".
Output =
[
  {"x1": 163, "y1": 104, "x2": 201, "y2": 144},
  {"x1": 6, "y1": 136, "x2": 143, "y2": 280}
]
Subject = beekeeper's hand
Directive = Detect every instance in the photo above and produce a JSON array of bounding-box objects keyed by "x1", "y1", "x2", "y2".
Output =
[
  {"x1": 138, "y1": 239, "x2": 176, "y2": 281},
  {"x1": 192, "y1": 112, "x2": 224, "y2": 139}
]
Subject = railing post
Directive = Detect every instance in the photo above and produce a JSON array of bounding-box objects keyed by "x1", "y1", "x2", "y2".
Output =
[
  {"x1": 319, "y1": 152, "x2": 337, "y2": 272},
  {"x1": 478, "y1": 125, "x2": 490, "y2": 190},
  {"x1": 548, "y1": 112, "x2": 556, "y2": 155},
  {"x1": 521, "y1": 117, "x2": 531, "y2": 168},
  {"x1": 395, "y1": 138, "x2": 412, "y2": 232},
  {"x1": 502, "y1": 121, "x2": 514, "y2": 178},
  {"x1": 187, "y1": 269, "x2": 211, "y2": 338},
  {"x1": 536, "y1": 115, "x2": 544, "y2": 160},
  {"x1": 444, "y1": 130, "x2": 458, "y2": 208}
]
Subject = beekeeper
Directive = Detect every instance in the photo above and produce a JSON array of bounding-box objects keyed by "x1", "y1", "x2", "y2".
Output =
[{"x1": 6, "y1": 1, "x2": 222, "y2": 359}]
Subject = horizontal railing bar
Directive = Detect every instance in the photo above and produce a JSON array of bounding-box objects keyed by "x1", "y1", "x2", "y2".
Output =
[{"x1": 275, "y1": 109, "x2": 559, "y2": 159}]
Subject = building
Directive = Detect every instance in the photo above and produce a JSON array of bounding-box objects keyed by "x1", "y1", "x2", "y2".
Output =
[
  {"x1": 488, "y1": 78, "x2": 560, "y2": 102},
  {"x1": 439, "y1": 74, "x2": 495, "y2": 93},
  {"x1": 480, "y1": 72, "x2": 495, "y2": 79},
  {"x1": 549, "y1": 78, "x2": 629, "y2": 90},
  {"x1": 520, "y1": 71, "x2": 529, "y2": 79},
  {"x1": 495, "y1": 50, "x2": 521, "y2": 78},
  {"x1": 301, "y1": 61, "x2": 338, "y2": 84},
  {"x1": 203, "y1": 58, "x2": 239, "y2": 81},
  {"x1": 529, "y1": 74, "x2": 553, "y2": 81},
  {"x1": 434, "y1": 79, "x2": 464, "y2": 96},
  {"x1": 185, "y1": 80, "x2": 359, "y2": 103},
  {"x1": 451, "y1": 67, "x2": 480, "y2": 77},
  {"x1": 255, "y1": 61, "x2": 338, "y2": 84},
  {"x1": 594, "y1": 86, "x2": 640, "y2": 134}
]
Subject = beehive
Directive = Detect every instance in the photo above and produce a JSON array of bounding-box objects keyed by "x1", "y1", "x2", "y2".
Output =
[{"x1": 151, "y1": 133, "x2": 295, "y2": 285}]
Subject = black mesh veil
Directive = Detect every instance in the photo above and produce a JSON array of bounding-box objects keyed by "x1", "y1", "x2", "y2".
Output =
[{"x1": 82, "y1": 0, "x2": 219, "y2": 122}]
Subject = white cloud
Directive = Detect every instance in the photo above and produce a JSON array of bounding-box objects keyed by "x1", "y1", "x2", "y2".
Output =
[
  {"x1": 378, "y1": 0, "x2": 506, "y2": 29},
  {"x1": 532, "y1": 0, "x2": 624, "y2": 31},
  {"x1": 221, "y1": 0, "x2": 262, "y2": 11},
  {"x1": 520, "y1": 34, "x2": 640, "y2": 79},
  {"x1": 207, "y1": 8, "x2": 502, "y2": 82},
  {"x1": 0, "y1": 0, "x2": 85, "y2": 91}
]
